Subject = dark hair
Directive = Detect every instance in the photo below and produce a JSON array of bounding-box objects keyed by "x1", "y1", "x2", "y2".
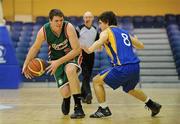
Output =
[
  {"x1": 98, "y1": 11, "x2": 117, "y2": 26},
  {"x1": 49, "y1": 9, "x2": 64, "y2": 20}
]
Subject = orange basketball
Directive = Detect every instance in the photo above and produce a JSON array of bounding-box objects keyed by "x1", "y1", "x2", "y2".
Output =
[{"x1": 27, "y1": 58, "x2": 46, "y2": 77}]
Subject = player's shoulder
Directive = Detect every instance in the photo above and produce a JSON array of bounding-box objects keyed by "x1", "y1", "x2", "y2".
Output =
[
  {"x1": 66, "y1": 22, "x2": 76, "y2": 30},
  {"x1": 43, "y1": 22, "x2": 50, "y2": 28},
  {"x1": 99, "y1": 29, "x2": 109, "y2": 39},
  {"x1": 103, "y1": 28, "x2": 111, "y2": 34}
]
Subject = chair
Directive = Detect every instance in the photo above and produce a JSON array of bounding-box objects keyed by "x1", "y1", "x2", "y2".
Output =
[
  {"x1": 174, "y1": 52, "x2": 180, "y2": 61},
  {"x1": 36, "y1": 16, "x2": 48, "y2": 25},
  {"x1": 121, "y1": 16, "x2": 133, "y2": 24},
  {"x1": 11, "y1": 31, "x2": 21, "y2": 42},
  {"x1": 11, "y1": 41, "x2": 17, "y2": 48},
  {"x1": 143, "y1": 16, "x2": 155, "y2": 28},
  {"x1": 21, "y1": 30, "x2": 33, "y2": 37},
  {"x1": 167, "y1": 30, "x2": 180, "y2": 38},
  {"x1": 40, "y1": 46, "x2": 48, "y2": 53},
  {"x1": 68, "y1": 16, "x2": 79, "y2": 26},
  {"x1": 17, "y1": 41, "x2": 30, "y2": 47},
  {"x1": 16, "y1": 47, "x2": 28, "y2": 54},
  {"x1": 20, "y1": 32, "x2": 33, "y2": 44},
  {"x1": 133, "y1": 16, "x2": 144, "y2": 28},
  {"x1": 11, "y1": 21, "x2": 23, "y2": 31},
  {"x1": 154, "y1": 16, "x2": 165, "y2": 28},
  {"x1": 16, "y1": 53, "x2": 26, "y2": 66},
  {"x1": 116, "y1": 16, "x2": 122, "y2": 25},
  {"x1": 23, "y1": 22, "x2": 34, "y2": 31},
  {"x1": 175, "y1": 59, "x2": 180, "y2": 68},
  {"x1": 176, "y1": 14, "x2": 180, "y2": 26},
  {"x1": 121, "y1": 23, "x2": 134, "y2": 32},
  {"x1": 165, "y1": 14, "x2": 177, "y2": 25},
  {"x1": 38, "y1": 52, "x2": 49, "y2": 60},
  {"x1": 177, "y1": 67, "x2": 180, "y2": 78},
  {"x1": 167, "y1": 24, "x2": 179, "y2": 31},
  {"x1": 33, "y1": 24, "x2": 42, "y2": 31}
]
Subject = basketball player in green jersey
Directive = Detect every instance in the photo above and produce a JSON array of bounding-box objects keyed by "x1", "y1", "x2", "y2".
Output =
[{"x1": 22, "y1": 9, "x2": 85, "y2": 119}]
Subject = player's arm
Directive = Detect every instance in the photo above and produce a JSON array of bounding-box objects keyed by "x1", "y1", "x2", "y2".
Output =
[
  {"x1": 130, "y1": 35, "x2": 144, "y2": 49},
  {"x1": 22, "y1": 27, "x2": 45, "y2": 74},
  {"x1": 82, "y1": 30, "x2": 108, "y2": 54},
  {"x1": 95, "y1": 30, "x2": 103, "y2": 51},
  {"x1": 57, "y1": 23, "x2": 81, "y2": 65}
]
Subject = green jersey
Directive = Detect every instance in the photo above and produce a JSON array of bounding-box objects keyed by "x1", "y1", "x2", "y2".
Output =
[
  {"x1": 43, "y1": 21, "x2": 81, "y2": 88},
  {"x1": 43, "y1": 21, "x2": 72, "y2": 60}
]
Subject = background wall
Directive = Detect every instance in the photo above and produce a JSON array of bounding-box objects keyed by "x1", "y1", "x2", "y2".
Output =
[{"x1": 2, "y1": 0, "x2": 180, "y2": 21}]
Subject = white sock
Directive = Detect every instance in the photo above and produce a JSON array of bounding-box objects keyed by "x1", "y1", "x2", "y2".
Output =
[
  {"x1": 99, "y1": 102, "x2": 108, "y2": 108},
  {"x1": 144, "y1": 97, "x2": 150, "y2": 103}
]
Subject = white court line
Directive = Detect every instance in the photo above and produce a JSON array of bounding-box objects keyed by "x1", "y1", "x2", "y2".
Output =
[
  {"x1": 2, "y1": 103, "x2": 180, "y2": 106},
  {"x1": 0, "y1": 104, "x2": 14, "y2": 110}
]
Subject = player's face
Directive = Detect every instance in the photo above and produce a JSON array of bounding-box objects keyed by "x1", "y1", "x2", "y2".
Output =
[
  {"x1": 50, "y1": 16, "x2": 64, "y2": 31},
  {"x1": 99, "y1": 20, "x2": 108, "y2": 31}
]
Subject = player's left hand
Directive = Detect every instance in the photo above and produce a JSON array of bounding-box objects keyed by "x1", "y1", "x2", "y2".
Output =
[{"x1": 46, "y1": 60, "x2": 60, "y2": 75}]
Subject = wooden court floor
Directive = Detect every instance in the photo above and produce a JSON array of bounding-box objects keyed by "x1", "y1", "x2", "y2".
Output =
[{"x1": 0, "y1": 87, "x2": 180, "y2": 124}]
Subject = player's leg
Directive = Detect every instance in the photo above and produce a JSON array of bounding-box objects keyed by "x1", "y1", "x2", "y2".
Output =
[
  {"x1": 123, "y1": 63, "x2": 162, "y2": 117},
  {"x1": 59, "y1": 84, "x2": 71, "y2": 115},
  {"x1": 65, "y1": 63, "x2": 85, "y2": 119},
  {"x1": 54, "y1": 65, "x2": 71, "y2": 115},
  {"x1": 81, "y1": 65, "x2": 93, "y2": 104},
  {"x1": 81, "y1": 51, "x2": 94, "y2": 104},
  {"x1": 89, "y1": 69, "x2": 113, "y2": 118},
  {"x1": 81, "y1": 58, "x2": 88, "y2": 101},
  {"x1": 92, "y1": 74, "x2": 106, "y2": 103},
  {"x1": 84, "y1": 52, "x2": 95, "y2": 103},
  {"x1": 128, "y1": 89, "x2": 162, "y2": 117},
  {"x1": 128, "y1": 89, "x2": 147, "y2": 101}
]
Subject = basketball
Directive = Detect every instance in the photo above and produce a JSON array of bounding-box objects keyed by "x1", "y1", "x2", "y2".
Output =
[{"x1": 27, "y1": 58, "x2": 46, "y2": 77}]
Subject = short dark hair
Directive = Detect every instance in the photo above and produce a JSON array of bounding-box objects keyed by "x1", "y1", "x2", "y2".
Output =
[
  {"x1": 98, "y1": 11, "x2": 117, "y2": 26},
  {"x1": 49, "y1": 9, "x2": 64, "y2": 20}
]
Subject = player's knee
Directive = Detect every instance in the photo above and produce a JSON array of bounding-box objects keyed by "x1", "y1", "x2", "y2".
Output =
[
  {"x1": 62, "y1": 91, "x2": 70, "y2": 98},
  {"x1": 92, "y1": 75, "x2": 102, "y2": 86},
  {"x1": 65, "y1": 65, "x2": 77, "y2": 76},
  {"x1": 60, "y1": 85, "x2": 71, "y2": 98},
  {"x1": 92, "y1": 76, "x2": 98, "y2": 84}
]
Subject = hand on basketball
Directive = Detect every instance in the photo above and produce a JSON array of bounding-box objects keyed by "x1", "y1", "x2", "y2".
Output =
[
  {"x1": 22, "y1": 64, "x2": 34, "y2": 79},
  {"x1": 46, "y1": 60, "x2": 60, "y2": 75}
]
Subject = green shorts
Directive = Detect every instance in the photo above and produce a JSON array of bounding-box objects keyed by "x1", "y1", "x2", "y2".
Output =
[{"x1": 54, "y1": 56, "x2": 82, "y2": 88}]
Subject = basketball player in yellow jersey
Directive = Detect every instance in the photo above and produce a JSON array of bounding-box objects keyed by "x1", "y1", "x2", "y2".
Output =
[
  {"x1": 81, "y1": 11, "x2": 162, "y2": 118},
  {"x1": 22, "y1": 9, "x2": 85, "y2": 119}
]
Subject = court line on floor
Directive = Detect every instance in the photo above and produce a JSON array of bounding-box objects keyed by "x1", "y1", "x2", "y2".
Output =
[{"x1": 1, "y1": 103, "x2": 180, "y2": 106}]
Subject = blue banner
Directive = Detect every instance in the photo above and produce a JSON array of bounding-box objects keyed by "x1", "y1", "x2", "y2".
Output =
[{"x1": 0, "y1": 26, "x2": 21, "y2": 89}]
